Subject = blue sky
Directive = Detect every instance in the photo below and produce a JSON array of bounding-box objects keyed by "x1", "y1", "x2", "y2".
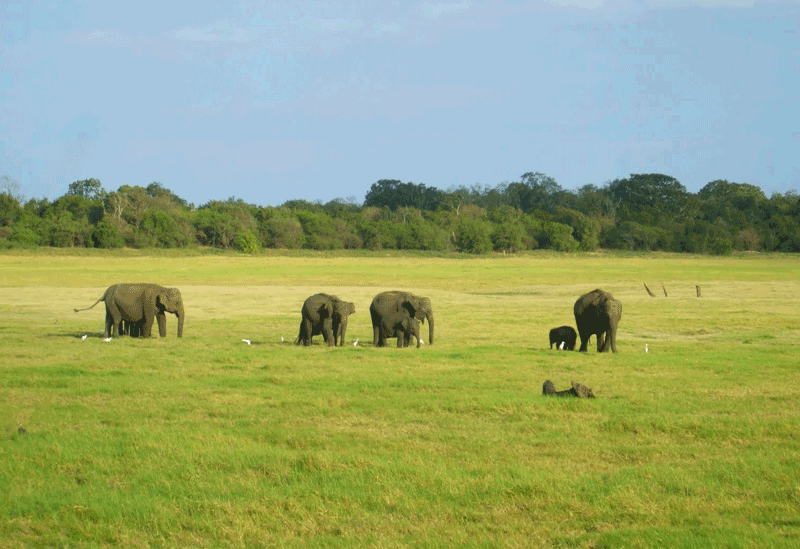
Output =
[{"x1": 2, "y1": 0, "x2": 798, "y2": 206}]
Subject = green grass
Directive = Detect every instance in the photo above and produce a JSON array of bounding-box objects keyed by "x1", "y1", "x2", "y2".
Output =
[{"x1": 1, "y1": 249, "x2": 799, "y2": 547}]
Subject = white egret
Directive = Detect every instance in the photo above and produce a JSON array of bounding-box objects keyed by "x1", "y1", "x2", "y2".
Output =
[{"x1": 242, "y1": 339, "x2": 251, "y2": 345}]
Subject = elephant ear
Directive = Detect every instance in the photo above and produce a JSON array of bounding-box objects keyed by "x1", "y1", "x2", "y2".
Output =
[{"x1": 402, "y1": 300, "x2": 418, "y2": 318}]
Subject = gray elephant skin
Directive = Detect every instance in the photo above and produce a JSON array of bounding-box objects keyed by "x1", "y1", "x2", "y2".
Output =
[
  {"x1": 573, "y1": 288, "x2": 622, "y2": 353},
  {"x1": 377, "y1": 313, "x2": 421, "y2": 348},
  {"x1": 296, "y1": 293, "x2": 355, "y2": 347},
  {"x1": 549, "y1": 325, "x2": 577, "y2": 350},
  {"x1": 369, "y1": 291, "x2": 434, "y2": 346},
  {"x1": 75, "y1": 283, "x2": 185, "y2": 338}
]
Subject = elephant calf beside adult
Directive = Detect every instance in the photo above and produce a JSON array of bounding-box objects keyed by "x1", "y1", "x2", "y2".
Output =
[
  {"x1": 370, "y1": 291, "x2": 434, "y2": 347},
  {"x1": 296, "y1": 293, "x2": 356, "y2": 347},
  {"x1": 75, "y1": 283, "x2": 185, "y2": 338},
  {"x1": 377, "y1": 313, "x2": 421, "y2": 348},
  {"x1": 573, "y1": 288, "x2": 622, "y2": 353}
]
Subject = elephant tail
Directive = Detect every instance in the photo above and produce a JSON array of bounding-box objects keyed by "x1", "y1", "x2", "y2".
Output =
[{"x1": 74, "y1": 297, "x2": 104, "y2": 313}]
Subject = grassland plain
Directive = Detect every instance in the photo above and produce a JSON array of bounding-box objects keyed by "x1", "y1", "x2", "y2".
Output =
[{"x1": 0, "y1": 249, "x2": 799, "y2": 548}]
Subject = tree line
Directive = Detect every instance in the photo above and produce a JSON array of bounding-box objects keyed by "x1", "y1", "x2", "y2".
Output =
[{"x1": 0, "y1": 172, "x2": 798, "y2": 255}]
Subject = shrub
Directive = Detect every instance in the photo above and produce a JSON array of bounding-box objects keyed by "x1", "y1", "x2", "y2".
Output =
[
  {"x1": 233, "y1": 231, "x2": 261, "y2": 253},
  {"x1": 454, "y1": 217, "x2": 491, "y2": 254}
]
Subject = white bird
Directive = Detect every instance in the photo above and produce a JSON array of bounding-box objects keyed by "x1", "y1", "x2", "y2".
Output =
[
  {"x1": 559, "y1": 341, "x2": 565, "y2": 350},
  {"x1": 645, "y1": 344, "x2": 649, "y2": 353},
  {"x1": 103, "y1": 337, "x2": 112, "y2": 342},
  {"x1": 420, "y1": 339, "x2": 425, "y2": 345},
  {"x1": 281, "y1": 336, "x2": 284, "y2": 343},
  {"x1": 353, "y1": 338, "x2": 359, "y2": 346},
  {"x1": 81, "y1": 334, "x2": 88, "y2": 340},
  {"x1": 242, "y1": 339, "x2": 251, "y2": 345}
]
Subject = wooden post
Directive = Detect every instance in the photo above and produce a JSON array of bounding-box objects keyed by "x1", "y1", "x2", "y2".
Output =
[
  {"x1": 696, "y1": 285, "x2": 702, "y2": 297},
  {"x1": 644, "y1": 283, "x2": 656, "y2": 297},
  {"x1": 661, "y1": 283, "x2": 668, "y2": 297}
]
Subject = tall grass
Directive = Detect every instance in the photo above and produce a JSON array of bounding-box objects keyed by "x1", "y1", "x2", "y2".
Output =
[{"x1": 1, "y1": 250, "x2": 799, "y2": 547}]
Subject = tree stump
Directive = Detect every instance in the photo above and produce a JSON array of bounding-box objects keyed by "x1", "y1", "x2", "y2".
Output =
[{"x1": 542, "y1": 380, "x2": 595, "y2": 398}]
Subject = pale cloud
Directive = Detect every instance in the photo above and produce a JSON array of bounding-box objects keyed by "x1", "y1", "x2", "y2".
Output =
[
  {"x1": 421, "y1": 1, "x2": 472, "y2": 20},
  {"x1": 543, "y1": 0, "x2": 765, "y2": 8},
  {"x1": 543, "y1": 0, "x2": 604, "y2": 8},
  {"x1": 65, "y1": 30, "x2": 132, "y2": 47},
  {"x1": 171, "y1": 21, "x2": 257, "y2": 43},
  {"x1": 302, "y1": 18, "x2": 365, "y2": 32}
]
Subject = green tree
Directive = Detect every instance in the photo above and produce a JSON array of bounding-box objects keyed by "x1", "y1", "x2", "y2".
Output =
[
  {"x1": 364, "y1": 180, "x2": 444, "y2": 211},
  {"x1": 607, "y1": 174, "x2": 690, "y2": 225},
  {"x1": 194, "y1": 200, "x2": 257, "y2": 249},
  {"x1": 92, "y1": 219, "x2": 124, "y2": 248},
  {"x1": 67, "y1": 178, "x2": 106, "y2": 200},
  {"x1": 0, "y1": 191, "x2": 23, "y2": 227},
  {"x1": 538, "y1": 221, "x2": 579, "y2": 252},
  {"x1": 454, "y1": 217, "x2": 491, "y2": 254},
  {"x1": 491, "y1": 220, "x2": 524, "y2": 252},
  {"x1": 233, "y1": 231, "x2": 261, "y2": 253},
  {"x1": 553, "y1": 207, "x2": 600, "y2": 251}
]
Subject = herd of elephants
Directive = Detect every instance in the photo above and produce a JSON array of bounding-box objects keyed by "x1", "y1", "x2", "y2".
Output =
[{"x1": 74, "y1": 283, "x2": 623, "y2": 352}]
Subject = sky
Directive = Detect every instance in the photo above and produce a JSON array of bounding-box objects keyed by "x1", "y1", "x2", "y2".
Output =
[{"x1": 2, "y1": 0, "x2": 798, "y2": 207}]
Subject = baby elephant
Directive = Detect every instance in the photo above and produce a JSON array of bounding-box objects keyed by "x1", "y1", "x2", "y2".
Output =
[
  {"x1": 378, "y1": 314, "x2": 421, "y2": 348},
  {"x1": 549, "y1": 325, "x2": 577, "y2": 351}
]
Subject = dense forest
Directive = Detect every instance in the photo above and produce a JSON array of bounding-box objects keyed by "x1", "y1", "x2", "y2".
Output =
[{"x1": 0, "y1": 172, "x2": 798, "y2": 255}]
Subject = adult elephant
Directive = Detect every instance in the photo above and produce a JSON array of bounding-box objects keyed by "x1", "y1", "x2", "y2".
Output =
[
  {"x1": 573, "y1": 289, "x2": 622, "y2": 353},
  {"x1": 75, "y1": 283, "x2": 185, "y2": 338},
  {"x1": 296, "y1": 294, "x2": 355, "y2": 347},
  {"x1": 370, "y1": 291, "x2": 434, "y2": 346},
  {"x1": 377, "y1": 313, "x2": 421, "y2": 348}
]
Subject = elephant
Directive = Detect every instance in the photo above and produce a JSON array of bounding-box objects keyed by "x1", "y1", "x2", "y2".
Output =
[
  {"x1": 573, "y1": 289, "x2": 622, "y2": 353},
  {"x1": 549, "y1": 325, "x2": 577, "y2": 350},
  {"x1": 369, "y1": 291, "x2": 434, "y2": 346},
  {"x1": 121, "y1": 319, "x2": 144, "y2": 337},
  {"x1": 296, "y1": 294, "x2": 355, "y2": 347},
  {"x1": 377, "y1": 313, "x2": 421, "y2": 348},
  {"x1": 75, "y1": 283, "x2": 185, "y2": 338}
]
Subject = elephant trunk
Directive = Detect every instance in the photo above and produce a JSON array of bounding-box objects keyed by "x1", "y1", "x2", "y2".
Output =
[
  {"x1": 176, "y1": 304, "x2": 184, "y2": 337},
  {"x1": 426, "y1": 311, "x2": 434, "y2": 345}
]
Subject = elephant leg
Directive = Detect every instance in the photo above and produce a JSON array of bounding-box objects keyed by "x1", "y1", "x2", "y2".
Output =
[
  {"x1": 596, "y1": 332, "x2": 604, "y2": 352},
  {"x1": 141, "y1": 313, "x2": 155, "y2": 338},
  {"x1": 577, "y1": 329, "x2": 589, "y2": 352},
  {"x1": 608, "y1": 328, "x2": 618, "y2": 353},
  {"x1": 156, "y1": 312, "x2": 167, "y2": 338},
  {"x1": 322, "y1": 319, "x2": 334, "y2": 347},
  {"x1": 301, "y1": 319, "x2": 313, "y2": 345}
]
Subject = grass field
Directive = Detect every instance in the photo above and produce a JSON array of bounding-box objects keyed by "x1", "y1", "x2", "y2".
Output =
[{"x1": 1, "y1": 249, "x2": 799, "y2": 548}]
